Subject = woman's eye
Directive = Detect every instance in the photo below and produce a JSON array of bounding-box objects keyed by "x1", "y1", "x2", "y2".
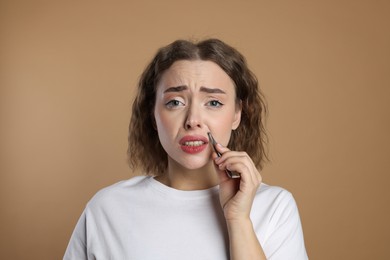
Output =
[
  {"x1": 207, "y1": 100, "x2": 223, "y2": 107},
  {"x1": 165, "y1": 99, "x2": 184, "y2": 108}
]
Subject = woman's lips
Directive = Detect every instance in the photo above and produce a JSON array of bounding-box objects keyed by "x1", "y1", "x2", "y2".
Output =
[{"x1": 179, "y1": 135, "x2": 209, "y2": 154}]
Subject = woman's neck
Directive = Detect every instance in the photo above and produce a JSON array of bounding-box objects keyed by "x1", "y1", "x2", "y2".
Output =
[{"x1": 155, "y1": 161, "x2": 219, "y2": 191}]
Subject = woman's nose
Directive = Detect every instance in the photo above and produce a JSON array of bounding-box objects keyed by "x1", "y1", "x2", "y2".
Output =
[{"x1": 184, "y1": 107, "x2": 203, "y2": 130}]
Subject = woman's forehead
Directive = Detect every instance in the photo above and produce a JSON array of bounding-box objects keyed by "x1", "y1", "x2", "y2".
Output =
[{"x1": 157, "y1": 60, "x2": 235, "y2": 92}]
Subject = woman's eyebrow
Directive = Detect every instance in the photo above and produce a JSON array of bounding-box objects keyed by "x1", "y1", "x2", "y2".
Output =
[
  {"x1": 163, "y1": 86, "x2": 226, "y2": 94},
  {"x1": 163, "y1": 85, "x2": 188, "y2": 93},
  {"x1": 200, "y1": 87, "x2": 226, "y2": 94}
]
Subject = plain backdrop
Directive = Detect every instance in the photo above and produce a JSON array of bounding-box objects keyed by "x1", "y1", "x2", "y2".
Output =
[{"x1": 1, "y1": 0, "x2": 389, "y2": 259}]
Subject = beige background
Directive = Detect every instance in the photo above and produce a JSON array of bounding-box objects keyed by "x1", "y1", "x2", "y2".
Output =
[{"x1": 1, "y1": 0, "x2": 389, "y2": 259}]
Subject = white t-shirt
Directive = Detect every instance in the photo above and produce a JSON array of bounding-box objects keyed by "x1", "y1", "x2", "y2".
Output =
[{"x1": 64, "y1": 176, "x2": 308, "y2": 259}]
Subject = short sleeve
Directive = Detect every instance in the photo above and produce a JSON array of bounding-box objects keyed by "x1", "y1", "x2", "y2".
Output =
[
  {"x1": 63, "y1": 210, "x2": 89, "y2": 260},
  {"x1": 263, "y1": 191, "x2": 308, "y2": 260}
]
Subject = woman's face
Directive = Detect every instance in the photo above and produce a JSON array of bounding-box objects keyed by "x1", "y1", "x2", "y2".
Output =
[{"x1": 154, "y1": 60, "x2": 241, "y2": 171}]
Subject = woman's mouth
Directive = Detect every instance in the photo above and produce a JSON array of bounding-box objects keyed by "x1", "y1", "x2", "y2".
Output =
[
  {"x1": 180, "y1": 135, "x2": 209, "y2": 154},
  {"x1": 183, "y1": 141, "x2": 205, "y2": 147}
]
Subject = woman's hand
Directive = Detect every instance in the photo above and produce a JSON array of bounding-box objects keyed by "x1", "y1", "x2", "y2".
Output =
[{"x1": 212, "y1": 143, "x2": 262, "y2": 221}]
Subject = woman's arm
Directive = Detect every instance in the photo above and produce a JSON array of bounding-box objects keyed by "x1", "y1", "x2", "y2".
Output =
[
  {"x1": 226, "y1": 218, "x2": 266, "y2": 260},
  {"x1": 213, "y1": 144, "x2": 267, "y2": 260}
]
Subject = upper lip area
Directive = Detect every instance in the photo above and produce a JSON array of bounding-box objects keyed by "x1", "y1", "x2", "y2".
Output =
[{"x1": 179, "y1": 135, "x2": 209, "y2": 145}]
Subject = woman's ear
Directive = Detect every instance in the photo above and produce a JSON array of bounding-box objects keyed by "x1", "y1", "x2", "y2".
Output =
[{"x1": 232, "y1": 99, "x2": 242, "y2": 130}]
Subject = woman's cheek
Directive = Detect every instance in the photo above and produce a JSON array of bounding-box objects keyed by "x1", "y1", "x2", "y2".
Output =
[{"x1": 207, "y1": 122, "x2": 233, "y2": 147}]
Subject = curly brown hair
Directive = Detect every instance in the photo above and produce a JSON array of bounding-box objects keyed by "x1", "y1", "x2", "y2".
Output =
[{"x1": 128, "y1": 38, "x2": 268, "y2": 176}]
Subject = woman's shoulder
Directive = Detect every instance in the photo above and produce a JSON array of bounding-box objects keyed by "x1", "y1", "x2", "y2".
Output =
[
  {"x1": 258, "y1": 183, "x2": 292, "y2": 198},
  {"x1": 101, "y1": 175, "x2": 150, "y2": 191},
  {"x1": 252, "y1": 183, "x2": 303, "y2": 231},
  {"x1": 86, "y1": 175, "x2": 152, "y2": 209},
  {"x1": 254, "y1": 183, "x2": 299, "y2": 214}
]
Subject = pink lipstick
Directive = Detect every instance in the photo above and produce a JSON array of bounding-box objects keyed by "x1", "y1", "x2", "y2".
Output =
[{"x1": 179, "y1": 135, "x2": 208, "y2": 154}]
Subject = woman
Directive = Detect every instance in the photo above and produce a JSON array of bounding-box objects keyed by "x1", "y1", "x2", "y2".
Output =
[{"x1": 64, "y1": 39, "x2": 308, "y2": 259}]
